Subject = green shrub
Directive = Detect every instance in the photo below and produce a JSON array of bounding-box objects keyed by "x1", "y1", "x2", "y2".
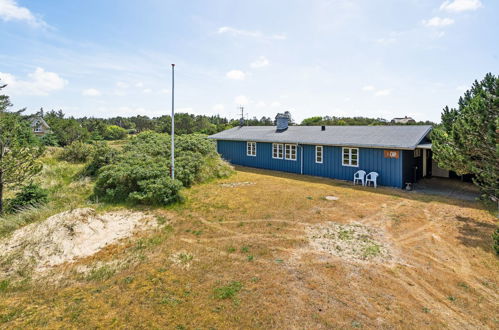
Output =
[
  {"x1": 493, "y1": 228, "x2": 499, "y2": 255},
  {"x1": 58, "y1": 141, "x2": 94, "y2": 163},
  {"x1": 6, "y1": 183, "x2": 48, "y2": 213},
  {"x1": 93, "y1": 131, "x2": 233, "y2": 205},
  {"x1": 103, "y1": 125, "x2": 127, "y2": 140},
  {"x1": 94, "y1": 156, "x2": 183, "y2": 205},
  {"x1": 39, "y1": 133, "x2": 59, "y2": 146},
  {"x1": 82, "y1": 142, "x2": 118, "y2": 177}
]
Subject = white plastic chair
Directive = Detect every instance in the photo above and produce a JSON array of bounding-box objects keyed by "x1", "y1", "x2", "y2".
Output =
[
  {"x1": 353, "y1": 170, "x2": 366, "y2": 186},
  {"x1": 366, "y1": 172, "x2": 379, "y2": 188}
]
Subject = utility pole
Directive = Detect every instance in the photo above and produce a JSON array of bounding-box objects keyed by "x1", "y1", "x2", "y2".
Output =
[{"x1": 171, "y1": 64, "x2": 175, "y2": 179}]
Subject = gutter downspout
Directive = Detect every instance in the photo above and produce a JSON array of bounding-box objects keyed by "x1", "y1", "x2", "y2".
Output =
[{"x1": 299, "y1": 144, "x2": 303, "y2": 175}]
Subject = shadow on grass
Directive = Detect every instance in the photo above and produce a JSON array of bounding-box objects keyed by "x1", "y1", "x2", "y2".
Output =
[
  {"x1": 455, "y1": 216, "x2": 497, "y2": 254},
  {"x1": 232, "y1": 165, "x2": 488, "y2": 211}
]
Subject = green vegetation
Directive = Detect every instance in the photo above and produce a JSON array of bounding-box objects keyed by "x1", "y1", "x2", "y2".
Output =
[
  {"x1": 432, "y1": 73, "x2": 498, "y2": 202},
  {"x1": 493, "y1": 228, "x2": 499, "y2": 255},
  {"x1": 58, "y1": 141, "x2": 94, "y2": 163},
  {"x1": 0, "y1": 84, "x2": 44, "y2": 214},
  {"x1": 5, "y1": 183, "x2": 48, "y2": 214},
  {"x1": 213, "y1": 281, "x2": 243, "y2": 300},
  {"x1": 103, "y1": 125, "x2": 127, "y2": 140},
  {"x1": 93, "y1": 132, "x2": 232, "y2": 205},
  {"x1": 300, "y1": 116, "x2": 434, "y2": 126}
]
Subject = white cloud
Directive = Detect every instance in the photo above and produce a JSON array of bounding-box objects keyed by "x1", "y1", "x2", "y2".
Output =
[
  {"x1": 440, "y1": 0, "x2": 482, "y2": 12},
  {"x1": 212, "y1": 104, "x2": 225, "y2": 112},
  {"x1": 142, "y1": 88, "x2": 152, "y2": 93},
  {"x1": 376, "y1": 37, "x2": 397, "y2": 45},
  {"x1": 422, "y1": 17, "x2": 454, "y2": 27},
  {"x1": 135, "y1": 82, "x2": 144, "y2": 88},
  {"x1": 217, "y1": 26, "x2": 286, "y2": 40},
  {"x1": 116, "y1": 81, "x2": 128, "y2": 88},
  {"x1": 250, "y1": 56, "x2": 270, "y2": 68},
  {"x1": 0, "y1": 67, "x2": 67, "y2": 95},
  {"x1": 82, "y1": 88, "x2": 101, "y2": 96},
  {"x1": 374, "y1": 89, "x2": 392, "y2": 96},
  {"x1": 234, "y1": 95, "x2": 249, "y2": 105},
  {"x1": 159, "y1": 88, "x2": 170, "y2": 94},
  {"x1": 362, "y1": 85, "x2": 392, "y2": 96},
  {"x1": 255, "y1": 101, "x2": 266, "y2": 108},
  {"x1": 226, "y1": 70, "x2": 246, "y2": 80},
  {"x1": 270, "y1": 101, "x2": 281, "y2": 107},
  {"x1": 0, "y1": 0, "x2": 46, "y2": 27}
]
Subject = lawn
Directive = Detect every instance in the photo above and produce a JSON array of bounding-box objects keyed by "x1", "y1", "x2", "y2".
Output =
[{"x1": 0, "y1": 165, "x2": 497, "y2": 329}]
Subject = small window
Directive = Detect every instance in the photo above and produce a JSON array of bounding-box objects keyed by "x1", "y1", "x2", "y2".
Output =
[
  {"x1": 342, "y1": 147, "x2": 359, "y2": 167},
  {"x1": 272, "y1": 143, "x2": 283, "y2": 159},
  {"x1": 246, "y1": 142, "x2": 256, "y2": 156},
  {"x1": 285, "y1": 144, "x2": 297, "y2": 161},
  {"x1": 414, "y1": 149, "x2": 422, "y2": 157},
  {"x1": 34, "y1": 126, "x2": 42, "y2": 132},
  {"x1": 315, "y1": 146, "x2": 323, "y2": 163}
]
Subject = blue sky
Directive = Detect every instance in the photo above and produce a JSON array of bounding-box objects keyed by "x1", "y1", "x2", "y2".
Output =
[{"x1": 0, "y1": 0, "x2": 497, "y2": 122}]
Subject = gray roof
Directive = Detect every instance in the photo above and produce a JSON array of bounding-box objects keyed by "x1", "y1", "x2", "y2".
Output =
[{"x1": 208, "y1": 125, "x2": 432, "y2": 150}]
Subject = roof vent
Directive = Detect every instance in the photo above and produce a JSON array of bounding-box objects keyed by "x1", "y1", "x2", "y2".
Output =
[
  {"x1": 275, "y1": 113, "x2": 289, "y2": 132},
  {"x1": 321, "y1": 125, "x2": 326, "y2": 131}
]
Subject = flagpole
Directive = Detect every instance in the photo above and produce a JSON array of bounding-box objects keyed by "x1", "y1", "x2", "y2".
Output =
[{"x1": 171, "y1": 63, "x2": 175, "y2": 179}]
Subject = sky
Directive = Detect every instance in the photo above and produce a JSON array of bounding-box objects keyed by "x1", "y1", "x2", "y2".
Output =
[{"x1": 0, "y1": 0, "x2": 497, "y2": 123}]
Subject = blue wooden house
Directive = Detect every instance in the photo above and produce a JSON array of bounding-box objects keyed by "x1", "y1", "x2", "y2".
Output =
[{"x1": 208, "y1": 115, "x2": 433, "y2": 188}]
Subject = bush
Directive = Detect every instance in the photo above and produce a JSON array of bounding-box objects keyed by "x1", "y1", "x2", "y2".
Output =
[
  {"x1": 6, "y1": 183, "x2": 48, "y2": 213},
  {"x1": 103, "y1": 125, "x2": 127, "y2": 140},
  {"x1": 39, "y1": 133, "x2": 59, "y2": 146},
  {"x1": 493, "y1": 228, "x2": 499, "y2": 255},
  {"x1": 82, "y1": 142, "x2": 118, "y2": 177},
  {"x1": 58, "y1": 141, "x2": 94, "y2": 163},
  {"x1": 94, "y1": 157, "x2": 183, "y2": 205},
  {"x1": 93, "y1": 132, "x2": 233, "y2": 205}
]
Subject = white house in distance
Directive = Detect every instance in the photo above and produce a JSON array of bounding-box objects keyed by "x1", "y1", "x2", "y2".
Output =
[
  {"x1": 28, "y1": 115, "x2": 51, "y2": 136},
  {"x1": 391, "y1": 116, "x2": 416, "y2": 124}
]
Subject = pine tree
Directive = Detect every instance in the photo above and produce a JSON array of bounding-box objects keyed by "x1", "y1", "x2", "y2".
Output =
[
  {"x1": 432, "y1": 73, "x2": 499, "y2": 201},
  {"x1": 0, "y1": 82, "x2": 44, "y2": 213}
]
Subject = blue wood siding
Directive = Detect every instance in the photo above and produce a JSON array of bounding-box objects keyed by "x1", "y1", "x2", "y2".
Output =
[{"x1": 217, "y1": 140, "x2": 405, "y2": 188}]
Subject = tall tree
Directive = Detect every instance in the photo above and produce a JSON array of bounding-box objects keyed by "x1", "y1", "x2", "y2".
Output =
[
  {"x1": 432, "y1": 73, "x2": 498, "y2": 200},
  {"x1": 0, "y1": 83, "x2": 44, "y2": 213}
]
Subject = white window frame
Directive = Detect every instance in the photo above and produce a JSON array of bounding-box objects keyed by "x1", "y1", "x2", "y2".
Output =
[
  {"x1": 342, "y1": 147, "x2": 359, "y2": 167},
  {"x1": 272, "y1": 143, "x2": 283, "y2": 159},
  {"x1": 246, "y1": 142, "x2": 256, "y2": 157},
  {"x1": 414, "y1": 149, "x2": 422, "y2": 157},
  {"x1": 285, "y1": 144, "x2": 297, "y2": 161},
  {"x1": 315, "y1": 145, "x2": 323, "y2": 164},
  {"x1": 34, "y1": 126, "x2": 42, "y2": 133}
]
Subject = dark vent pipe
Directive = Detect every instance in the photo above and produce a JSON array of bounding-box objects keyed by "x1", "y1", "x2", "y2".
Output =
[{"x1": 321, "y1": 126, "x2": 326, "y2": 131}]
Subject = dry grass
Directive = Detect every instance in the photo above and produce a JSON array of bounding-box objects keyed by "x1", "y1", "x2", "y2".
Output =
[{"x1": 0, "y1": 166, "x2": 497, "y2": 329}]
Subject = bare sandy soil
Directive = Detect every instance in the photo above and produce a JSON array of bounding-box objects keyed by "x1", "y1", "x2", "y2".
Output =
[
  {"x1": 0, "y1": 167, "x2": 497, "y2": 329},
  {"x1": 0, "y1": 208, "x2": 156, "y2": 276}
]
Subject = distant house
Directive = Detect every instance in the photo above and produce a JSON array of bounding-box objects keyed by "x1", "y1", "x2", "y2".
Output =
[
  {"x1": 29, "y1": 115, "x2": 51, "y2": 136},
  {"x1": 209, "y1": 114, "x2": 434, "y2": 188},
  {"x1": 391, "y1": 116, "x2": 416, "y2": 124}
]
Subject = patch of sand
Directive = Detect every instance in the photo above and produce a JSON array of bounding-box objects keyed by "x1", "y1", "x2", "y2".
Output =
[
  {"x1": 0, "y1": 208, "x2": 156, "y2": 275},
  {"x1": 307, "y1": 222, "x2": 397, "y2": 263}
]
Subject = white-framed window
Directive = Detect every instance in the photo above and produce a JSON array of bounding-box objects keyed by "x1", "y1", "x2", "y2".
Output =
[
  {"x1": 342, "y1": 147, "x2": 359, "y2": 167},
  {"x1": 246, "y1": 142, "x2": 256, "y2": 156},
  {"x1": 414, "y1": 149, "x2": 422, "y2": 157},
  {"x1": 34, "y1": 126, "x2": 42, "y2": 133},
  {"x1": 285, "y1": 144, "x2": 297, "y2": 161},
  {"x1": 315, "y1": 145, "x2": 323, "y2": 164},
  {"x1": 272, "y1": 143, "x2": 283, "y2": 159}
]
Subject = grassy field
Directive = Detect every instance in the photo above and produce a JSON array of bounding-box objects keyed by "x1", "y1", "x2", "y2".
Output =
[{"x1": 0, "y1": 161, "x2": 497, "y2": 328}]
